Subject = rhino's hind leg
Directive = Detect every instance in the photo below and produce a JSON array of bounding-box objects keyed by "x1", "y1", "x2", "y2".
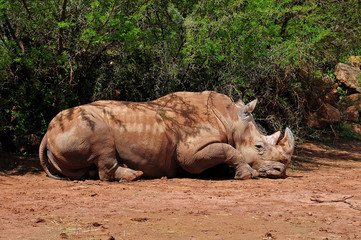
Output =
[
  {"x1": 113, "y1": 166, "x2": 143, "y2": 182},
  {"x1": 88, "y1": 124, "x2": 143, "y2": 182},
  {"x1": 96, "y1": 156, "x2": 143, "y2": 182}
]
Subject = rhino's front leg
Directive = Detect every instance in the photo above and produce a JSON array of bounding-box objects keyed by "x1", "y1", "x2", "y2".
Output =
[
  {"x1": 181, "y1": 143, "x2": 258, "y2": 180},
  {"x1": 233, "y1": 161, "x2": 259, "y2": 180}
]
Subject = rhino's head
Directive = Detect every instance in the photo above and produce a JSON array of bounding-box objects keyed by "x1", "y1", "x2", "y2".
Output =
[{"x1": 233, "y1": 99, "x2": 295, "y2": 178}]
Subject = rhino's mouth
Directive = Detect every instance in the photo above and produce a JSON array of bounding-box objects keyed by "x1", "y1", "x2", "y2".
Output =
[{"x1": 258, "y1": 163, "x2": 287, "y2": 178}]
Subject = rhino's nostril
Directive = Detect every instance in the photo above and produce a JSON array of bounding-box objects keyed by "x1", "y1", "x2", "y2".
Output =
[{"x1": 274, "y1": 167, "x2": 282, "y2": 172}]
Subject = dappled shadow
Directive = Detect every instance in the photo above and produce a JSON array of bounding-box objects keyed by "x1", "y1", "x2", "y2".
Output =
[
  {"x1": 291, "y1": 140, "x2": 361, "y2": 172},
  {"x1": 48, "y1": 91, "x2": 234, "y2": 153},
  {"x1": 0, "y1": 152, "x2": 42, "y2": 176},
  {"x1": 106, "y1": 91, "x2": 216, "y2": 137},
  {"x1": 48, "y1": 106, "x2": 97, "y2": 132},
  {"x1": 50, "y1": 92, "x2": 216, "y2": 139}
]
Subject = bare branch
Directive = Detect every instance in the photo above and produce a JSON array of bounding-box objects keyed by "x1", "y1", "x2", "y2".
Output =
[
  {"x1": 57, "y1": 0, "x2": 68, "y2": 55},
  {"x1": 3, "y1": 16, "x2": 25, "y2": 55},
  {"x1": 21, "y1": 0, "x2": 33, "y2": 20},
  {"x1": 310, "y1": 195, "x2": 353, "y2": 203},
  {"x1": 76, "y1": 0, "x2": 117, "y2": 55},
  {"x1": 311, "y1": 196, "x2": 361, "y2": 212}
]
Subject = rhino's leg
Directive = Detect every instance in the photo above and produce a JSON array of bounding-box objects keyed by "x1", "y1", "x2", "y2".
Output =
[
  {"x1": 183, "y1": 143, "x2": 258, "y2": 180},
  {"x1": 96, "y1": 156, "x2": 143, "y2": 182},
  {"x1": 92, "y1": 133, "x2": 143, "y2": 182},
  {"x1": 84, "y1": 122, "x2": 143, "y2": 181},
  {"x1": 113, "y1": 166, "x2": 144, "y2": 182}
]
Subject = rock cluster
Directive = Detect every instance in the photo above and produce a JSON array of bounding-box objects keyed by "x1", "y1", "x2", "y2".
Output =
[{"x1": 307, "y1": 61, "x2": 361, "y2": 136}]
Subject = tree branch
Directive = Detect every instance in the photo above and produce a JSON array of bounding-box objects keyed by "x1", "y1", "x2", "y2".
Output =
[
  {"x1": 4, "y1": 16, "x2": 25, "y2": 55},
  {"x1": 76, "y1": 0, "x2": 116, "y2": 56},
  {"x1": 57, "y1": 0, "x2": 68, "y2": 55},
  {"x1": 310, "y1": 196, "x2": 361, "y2": 212},
  {"x1": 21, "y1": 0, "x2": 33, "y2": 20}
]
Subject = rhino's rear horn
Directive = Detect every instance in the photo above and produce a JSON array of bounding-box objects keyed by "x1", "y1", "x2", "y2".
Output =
[
  {"x1": 279, "y1": 127, "x2": 295, "y2": 155},
  {"x1": 266, "y1": 131, "x2": 281, "y2": 145}
]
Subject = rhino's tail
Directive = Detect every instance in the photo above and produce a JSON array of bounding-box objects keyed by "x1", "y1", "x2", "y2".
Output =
[{"x1": 39, "y1": 134, "x2": 67, "y2": 180}]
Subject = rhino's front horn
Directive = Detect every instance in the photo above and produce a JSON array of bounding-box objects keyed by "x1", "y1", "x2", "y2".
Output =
[{"x1": 279, "y1": 127, "x2": 295, "y2": 155}]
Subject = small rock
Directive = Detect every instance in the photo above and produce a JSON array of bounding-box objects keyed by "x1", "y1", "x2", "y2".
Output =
[
  {"x1": 334, "y1": 63, "x2": 361, "y2": 93},
  {"x1": 343, "y1": 106, "x2": 359, "y2": 122},
  {"x1": 351, "y1": 123, "x2": 361, "y2": 135},
  {"x1": 60, "y1": 233, "x2": 68, "y2": 239},
  {"x1": 264, "y1": 232, "x2": 274, "y2": 239},
  {"x1": 320, "y1": 103, "x2": 341, "y2": 123},
  {"x1": 306, "y1": 112, "x2": 321, "y2": 128},
  {"x1": 35, "y1": 218, "x2": 45, "y2": 223},
  {"x1": 307, "y1": 103, "x2": 342, "y2": 128},
  {"x1": 130, "y1": 217, "x2": 149, "y2": 222},
  {"x1": 92, "y1": 222, "x2": 102, "y2": 227},
  {"x1": 340, "y1": 93, "x2": 361, "y2": 109},
  {"x1": 324, "y1": 89, "x2": 339, "y2": 104}
]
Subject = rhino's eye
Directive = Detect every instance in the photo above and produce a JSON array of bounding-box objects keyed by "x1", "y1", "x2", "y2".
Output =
[{"x1": 255, "y1": 144, "x2": 264, "y2": 150}]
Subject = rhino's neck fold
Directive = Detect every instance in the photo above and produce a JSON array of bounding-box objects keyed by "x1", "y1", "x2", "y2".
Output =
[{"x1": 208, "y1": 101, "x2": 234, "y2": 147}]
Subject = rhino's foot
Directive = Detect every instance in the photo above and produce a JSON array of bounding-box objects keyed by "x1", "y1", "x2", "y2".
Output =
[
  {"x1": 117, "y1": 168, "x2": 143, "y2": 182},
  {"x1": 234, "y1": 165, "x2": 259, "y2": 180}
]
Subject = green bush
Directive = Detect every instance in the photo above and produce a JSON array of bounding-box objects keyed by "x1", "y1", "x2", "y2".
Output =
[{"x1": 1, "y1": 0, "x2": 361, "y2": 151}]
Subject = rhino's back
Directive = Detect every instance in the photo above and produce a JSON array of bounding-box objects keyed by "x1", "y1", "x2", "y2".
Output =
[{"x1": 87, "y1": 91, "x2": 233, "y2": 128}]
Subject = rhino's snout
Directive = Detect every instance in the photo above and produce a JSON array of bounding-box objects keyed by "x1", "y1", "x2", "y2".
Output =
[{"x1": 258, "y1": 162, "x2": 287, "y2": 178}]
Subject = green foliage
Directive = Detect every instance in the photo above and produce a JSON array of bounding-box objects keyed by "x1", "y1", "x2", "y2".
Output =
[
  {"x1": 337, "y1": 87, "x2": 347, "y2": 96},
  {"x1": 339, "y1": 123, "x2": 361, "y2": 141},
  {"x1": 1, "y1": 0, "x2": 361, "y2": 151}
]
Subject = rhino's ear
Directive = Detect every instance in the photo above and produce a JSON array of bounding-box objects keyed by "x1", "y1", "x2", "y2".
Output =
[
  {"x1": 246, "y1": 99, "x2": 257, "y2": 114},
  {"x1": 236, "y1": 99, "x2": 257, "y2": 121}
]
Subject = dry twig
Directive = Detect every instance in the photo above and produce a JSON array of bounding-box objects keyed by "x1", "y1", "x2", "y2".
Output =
[{"x1": 310, "y1": 195, "x2": 361, "y2": 212}]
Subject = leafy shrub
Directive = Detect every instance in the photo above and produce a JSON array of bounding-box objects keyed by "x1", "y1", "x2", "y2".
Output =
[{"x1": 1, "y1": 0, "x2": 361, "y2": 151}]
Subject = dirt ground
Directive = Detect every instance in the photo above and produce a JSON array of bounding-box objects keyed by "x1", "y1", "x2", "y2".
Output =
[{"x1": 0, "y1": 141, "x2": 361, "y2": 240}]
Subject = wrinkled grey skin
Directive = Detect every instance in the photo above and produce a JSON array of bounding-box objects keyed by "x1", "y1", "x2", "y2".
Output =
[{"x1": 39, "y1": 91, "x2": 295, "y2": 182}]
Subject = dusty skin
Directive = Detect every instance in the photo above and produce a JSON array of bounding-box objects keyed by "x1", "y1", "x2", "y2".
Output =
[{"x1": 1, "y1": 141, "x2": 361, "y2": 240}]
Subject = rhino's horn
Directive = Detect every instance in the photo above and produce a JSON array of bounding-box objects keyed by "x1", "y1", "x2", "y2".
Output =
[{"x1": 279, "y1": 127, "x2": 295, "y2": 155}]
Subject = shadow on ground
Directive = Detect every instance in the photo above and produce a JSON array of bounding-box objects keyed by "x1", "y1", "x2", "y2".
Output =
[
  {"x1": 292, "y1": 140, "x2": 361, "y2": 172},
  {"x1": 0, "y1": 152, "x2": 42, "y2": 176}
]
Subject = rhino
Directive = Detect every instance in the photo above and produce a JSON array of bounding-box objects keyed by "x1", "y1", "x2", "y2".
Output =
[{"x1": 39, "y1": 91, "x2": 295, "y2": 182}]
